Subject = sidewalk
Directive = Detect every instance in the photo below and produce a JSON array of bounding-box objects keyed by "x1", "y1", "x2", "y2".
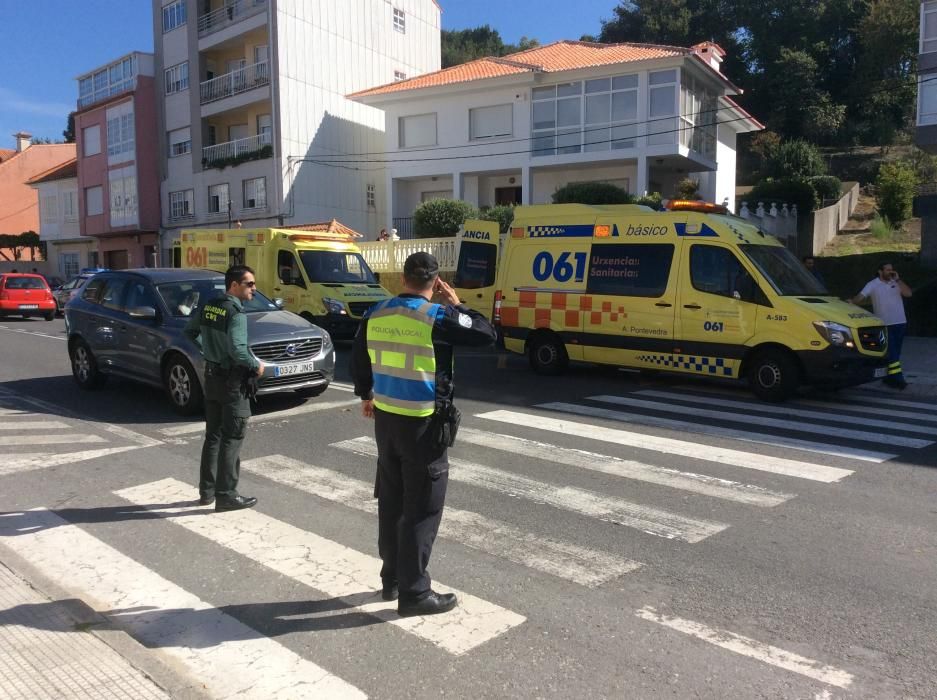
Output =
[
  {"x1": 851, "y1": 335, "x2": 937, "y2": 398},
  {"x1": 0, "y1": 561, "x2": 170, "y2": 700}
]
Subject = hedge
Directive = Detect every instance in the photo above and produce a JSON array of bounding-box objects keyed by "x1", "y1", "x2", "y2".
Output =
[
  {"x1": 413, "y1": 199, "x2": 480, "y2": 238},
  {"x1": 746, "y1": 178, "x2": 819, "y2": 214},
  {"x1": 552, "y1": 182, "x2": 635, "y2": 205}
]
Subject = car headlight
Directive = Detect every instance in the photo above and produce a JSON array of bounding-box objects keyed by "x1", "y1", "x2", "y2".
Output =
[
  {"x1": 813, "y1": 320, "x2": 855, "y2": 348},
  {"x1": 321, "y1": 331, "x2": 334, "y2": 351},
  {"x1": 322, "y1": 297, "x2": 347, "y2": 315}
]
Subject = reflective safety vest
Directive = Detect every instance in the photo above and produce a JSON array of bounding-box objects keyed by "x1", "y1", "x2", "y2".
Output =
[{"x1": 366, "y1": 297, "x2": 443, "y2": 417}]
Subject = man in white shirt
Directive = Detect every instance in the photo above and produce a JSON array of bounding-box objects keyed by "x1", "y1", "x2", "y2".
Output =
[{"x1": 851, "y1": 262, "x2": 912, "y2": 389}]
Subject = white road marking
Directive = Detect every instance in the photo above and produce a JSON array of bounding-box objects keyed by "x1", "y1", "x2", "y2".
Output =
[
  {"x1": 635, "y1": 606, "x2": 853, "y2": 689},
  {"x1": 836, "y1": 391, "x2": 937, "y2": 411},
  {"x1": 0, "y1": 407, "x2": 34, "y2": 416},
  {"x1": 590, "y1": 394, "x2": 932, "y2": 448},
  {"x1": 0, "y1": 508, "x2": 366, "y2": 700},
  {"x1": 333, "y1": 437, "x2": 726, "y2": 543},
  {"x1": 0, "y1": 326, "x2": 66, "y2": 341},
  {"x1": 537, "y1": 402, "x2": 892, "y2": 464},
  {"x1": 634, "y1": 389, "x2": 937, "y2": 437},
  {"x1": 159, "y1": 398, "x2": 359, "y2": 436},
  {"x1": 245, "y1": 454, "x2": 641, "y2": 587},
  {"x1": 116, "y1": 478, "x2": 525, "y2": 655},
  {"x1": 798, "y1": 398, "x2": 937, "y2": 425},
  {"x1": 0, "y1": 433, "x2": 106, "y2": 446},
  {"x1": 458, "y1": 427, "x2": 793, "y2": 508},
  {"x1": 328, "y1": 383, "x2": 356, "y2": 393},
  {"x1": 0, "y1": 420, "x2": 70, "y2": 430},
  {"x1": 477, "y1": 410, "x2": 854, "y2": 483},
  {"x1": 0, "y1": 446, "x2": 143, "y2": 476}
]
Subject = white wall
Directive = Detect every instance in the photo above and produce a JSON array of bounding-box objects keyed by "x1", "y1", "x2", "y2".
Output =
[
  {"x1": 714, "y1": 126, "x2": 738, "y2": 210},
  {"x1": 33, "y1": 177, "x2": 80, "y2": 242}
]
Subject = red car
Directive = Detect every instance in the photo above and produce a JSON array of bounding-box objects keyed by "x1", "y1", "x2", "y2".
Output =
[{"x1": 0, "y1": 273, "x2": 56, "y2": 321}]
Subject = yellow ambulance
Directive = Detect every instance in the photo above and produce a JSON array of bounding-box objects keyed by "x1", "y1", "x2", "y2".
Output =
[
  {"x1": 179, "y1": 227, "x2": 390, "y2": 339},
  {"x1": 475, "y1": 202, "x2": 888, "y2": 401}
]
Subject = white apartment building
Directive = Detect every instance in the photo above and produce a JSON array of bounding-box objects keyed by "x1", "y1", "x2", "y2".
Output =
[
  {"x1": 27, "y1": 159, "x2": 97, "y2": 278},
  {"x1": 350, "y1": 40, "x2": 763, "y2": 235},
  {"x1": 153, "y1": 0, "x2": 440, "y2": 260}
]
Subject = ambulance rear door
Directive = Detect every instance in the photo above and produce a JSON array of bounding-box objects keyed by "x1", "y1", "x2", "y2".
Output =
[{"x1": 453, "y1": 219, "x2": 501, "y2": 318}]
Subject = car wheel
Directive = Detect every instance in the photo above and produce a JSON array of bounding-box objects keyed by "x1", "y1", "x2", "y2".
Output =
[
  {"x1": 295, "y1": 384, "x2": 328, "y2": 398},
  {"x1": 748, "y1": 348, "x2": 799, "y2": 402},
  {"x1": 70, "y1": 339, "x2": 106, "y2": 390},
  {"x1": 528, "y1": 332, "x2": 569, "y2": 376},
  {"x1": 163, "y1": 355, "x2": 204, "y2": 416},
  {"x1": 44, "y1": 311, "x2": 55, "y2": 321}
]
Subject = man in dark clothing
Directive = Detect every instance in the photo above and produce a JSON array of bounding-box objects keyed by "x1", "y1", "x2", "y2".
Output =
[
  {"x1": 350, "y1": 252, "x2": 496, "y2": 617},
  {"x1": 184, "y1": 265, "x2": 265, "y2": 512}
]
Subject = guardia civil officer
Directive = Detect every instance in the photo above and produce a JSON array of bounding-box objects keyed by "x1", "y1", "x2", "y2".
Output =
[
  {"x1": 351, "y1": 252, "x2": 496, "y2": 617},
  {"x1": 184, "y1": 265, "x2": 265, "y2": 511}
]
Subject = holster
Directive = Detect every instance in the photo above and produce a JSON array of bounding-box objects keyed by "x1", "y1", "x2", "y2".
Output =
[{"x1": 433, "y1": 399, "x2": 462, "y2": 449}]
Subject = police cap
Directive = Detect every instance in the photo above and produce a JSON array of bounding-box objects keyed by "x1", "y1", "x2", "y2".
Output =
[{"x1": 403, "y1": 252, "x2": 440, "y2": 283}]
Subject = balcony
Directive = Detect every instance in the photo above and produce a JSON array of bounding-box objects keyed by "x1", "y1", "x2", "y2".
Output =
[
  {"x1": 202, "y1": 132, "x2": 272, "y2": 169},
  {"x1": 198, "y1": 0, "x2": 267, "y2": 37},
  {"x1": 200, "y1": 61, "x2": 269, "y2": 105}
]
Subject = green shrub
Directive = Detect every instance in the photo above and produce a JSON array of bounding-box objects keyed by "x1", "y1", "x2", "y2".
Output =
[
  {"x1": 479, "y1": 204, "x2": 515, "y2": 233},
  {"x1": 747, "y1": 178, "x2": 819, "y2": 214},
  {"x1": 765, "y1": 139, "x2": 826, "y2": 179},
  {"x1": 413, "y1": 199, "x2": 479, "y2": 238},
  {"x1": 635, "y1": 192, "x2": 663, "y2": 210},
  {"x1": 875, "y1": 162, "x2": 918, "y2": 226},
  {"x1": 674, "y1": 178, "x2": 700, "y2": 200},
  {"x1": 869, "y1": 215, "x2": 894, "y2": 241},
  {"x1": 552, "y1": 182, "x2": 634, "y2": 205},
  {"x1": 808, "y1": 175, "x2": 843, "y2": 204}
]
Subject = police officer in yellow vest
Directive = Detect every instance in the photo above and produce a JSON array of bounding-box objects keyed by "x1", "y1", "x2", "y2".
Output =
[
  {"x1": 351, "y1": 252, "x2": 496, "y2": 617},
  {"x1": 184, "y1": 265, "x2": 265, "y2": 512}
]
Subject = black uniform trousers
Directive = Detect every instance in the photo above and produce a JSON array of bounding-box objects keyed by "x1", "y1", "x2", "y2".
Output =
[
  {"x1": 374, "y1": 407, "x2": 449, "y2": 602},
  {"x1": 199, "y1": 364, "x2": 251, "y2": 498}
]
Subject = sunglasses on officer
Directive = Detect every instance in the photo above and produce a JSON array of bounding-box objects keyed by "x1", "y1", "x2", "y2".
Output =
[{"x1": 239, "y1": 279, "x2": 256, "y2": 288}]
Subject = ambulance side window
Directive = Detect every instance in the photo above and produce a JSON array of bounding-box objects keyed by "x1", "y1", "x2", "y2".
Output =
[
  {"x1": 454, "y1": 242, "x2": 497, "y2": 289},
  {"x1": 277, "y1": 250, "x2": 305, "y2": 288},
  {"x1": 229, "y1": 247, "x2": 245, "y2": 267},
  {"x1": 586, "y1": 244, "x2": 673, "y2": 297},
  {"x1": 690, "y1": 244, "x2": 761, "y2": 303}
]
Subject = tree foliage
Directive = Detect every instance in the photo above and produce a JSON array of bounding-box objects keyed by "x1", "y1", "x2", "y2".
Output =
[
  {"x1": 764, "y1": 139, "x2": 827, "y2": 180},
  {"x1": 552, "y1": 182, "x2": 634, "y2": 204},
  {"x1": 480, "y1": 205, "x2": 515, "y2": 233},
  {"x1": 441, "y1": 26, "x2": 539, "y2": 68},
  {"x1": 875, "y1": 162, "x2": 917, "y2": 226},
  {"x1": 63, "y1": 112, "x2": 75, "y2": 143}
]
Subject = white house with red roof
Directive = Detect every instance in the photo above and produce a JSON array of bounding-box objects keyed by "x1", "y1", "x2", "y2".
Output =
[{"x1": 349, "y1": 40, "x2": 763, "y2": 235}]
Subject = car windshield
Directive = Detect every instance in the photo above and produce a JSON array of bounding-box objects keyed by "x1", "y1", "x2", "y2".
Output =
[
  {"x1": 157, "y1": 280, "x2": 279, "y2": 317},
  {"x1": 4, "y1": 276, "x2": 47, "y2": 290},
  {"x1": 299, "y1": 250, "x2": 377, "y2": 284},
  {"x1": 740, "y1": 244, "x2": 828, "y2": 296}
]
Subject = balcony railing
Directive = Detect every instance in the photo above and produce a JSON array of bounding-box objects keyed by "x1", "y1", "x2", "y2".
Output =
[
  {"x1": 202, "y1": 132, "x2": 272, "y2": 169},
  {"x1": 198, "y1": 0, "x2": 267, "y2": 37},
  {"x1": 200, "y1": 61, "x2": 269, "y2": 104}
]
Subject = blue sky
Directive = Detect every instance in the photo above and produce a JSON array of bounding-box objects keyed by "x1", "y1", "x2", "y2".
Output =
[{"x1": 0, "y1": 0, "x2": 616, "y2": 149}]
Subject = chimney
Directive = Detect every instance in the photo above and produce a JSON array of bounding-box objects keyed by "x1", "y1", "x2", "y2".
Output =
[
  {"x1": 691, "y1": 42, "x2": 725, "y2": 72},
  {"x1": 13, "y1": 132, "x2": 32, "y2": 152}
]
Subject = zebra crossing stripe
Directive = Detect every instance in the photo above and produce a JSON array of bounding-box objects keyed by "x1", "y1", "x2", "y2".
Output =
[
  {"x1": 835, "y1": 391, "x2": 937, "y2": 412},
  {"x1": 245, "y1": 454, "x2": 641, "y2": 587},
  {"x1": 635, "y1": 606, "x2": 853, "y2": 689},
  {"x1": 115, "y1": 479, "x2": 525, "y2": 656},
  {"x1": 590, "y1": 394, "x2": 933, "y2": 448},
  {"x1": 797, "y1": 398, "x2": 937, "y2": 425},
  {"x1": 0, "y1": 508, "x2": 367, "y2": 700},
  {"x1": 0, "y1": 434, "x2": 107, "y2": 446},
  {"x1": 0, "y1": 446, "x2": 143, "y2": 476},
  {"x1": 634, "y1": 390, "x2": 937, "y2": 437},
  {"x1": 476, "y1": 410, "x2": 854, "y2": 483},
  {"x1": 333, "y1": 437, "x2": 727, "y2": 543},
  {"x1": 159, "y1": 398, "x2": 359, "y2": 436},
  {"x1": 456, "y1": 427, "x2": 793, "y2": 507},
  {"x1": 535, "y1": 402, "x2": 892, "y2": 464},
  {"x1": 0, "y1": 420, "x2": 70, "y2": 431}
]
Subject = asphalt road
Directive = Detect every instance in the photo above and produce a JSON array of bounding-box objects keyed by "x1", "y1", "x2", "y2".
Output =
[{"x1": 1, "y1": 316, "x2": 936, "y2": 699}]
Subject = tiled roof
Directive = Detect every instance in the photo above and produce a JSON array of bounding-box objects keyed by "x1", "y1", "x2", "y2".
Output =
[
  {"x1": 26, "y1": 158, "x2": 78, "y2": 185},
  {"x1": 0, "y1": 149, "x2": 15, "y2": 164},
  {"x1": 283, "y1": 219, "x2": 364, "y2": 238},
  {"x1": 350, "y1": 40, "x2": 689, "y2": 98}
]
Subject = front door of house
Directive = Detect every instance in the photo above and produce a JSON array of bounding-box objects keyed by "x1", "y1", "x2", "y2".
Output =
[{"x1": 495, "y1": 186, "x2": 522, "y2": 205}]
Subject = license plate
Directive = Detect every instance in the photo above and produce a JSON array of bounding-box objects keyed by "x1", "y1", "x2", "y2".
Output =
[
  {"x1": 874, "y1": 367, "x2": 887, "y2": 378},
  {"x1": 18, "y1": 304, "x2": 39, "y2": 309},
  {"x1": 274, "y1": 361, "x2": 315, "y2": 377}
]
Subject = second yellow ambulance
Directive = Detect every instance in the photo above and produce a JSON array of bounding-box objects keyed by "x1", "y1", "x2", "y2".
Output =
[{"x1": 466, "y1": 202, "x2": 887, "y2": 401}]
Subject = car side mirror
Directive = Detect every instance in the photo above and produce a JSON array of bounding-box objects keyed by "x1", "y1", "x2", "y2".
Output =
[
  {"x1": 273, "y1": 297, "x2": 285, "y2": 309},
  {"x1": 128, "y1": 306, "x2": 157, "y2": 320}
]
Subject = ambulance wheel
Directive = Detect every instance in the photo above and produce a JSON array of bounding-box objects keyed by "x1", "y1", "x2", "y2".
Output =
[
  {"x1": 748, "y1": 348, "x2": 799, "y2": 402},
  {"x1": 528, "y1": 332, "x2": 568, "y2": 376}
]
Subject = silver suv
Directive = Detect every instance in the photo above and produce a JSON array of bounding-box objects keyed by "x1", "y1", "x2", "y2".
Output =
[{"x1": 65, "y1": 269, "x2": 335, "y2": 415}]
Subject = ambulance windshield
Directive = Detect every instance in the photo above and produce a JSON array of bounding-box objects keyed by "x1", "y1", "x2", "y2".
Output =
[
  {"x1": 740, "y1": 245, "x2": 828, "y2": 296},
  {"x1": 299, "y1": 251, "x2": 377, "y2": 284}
]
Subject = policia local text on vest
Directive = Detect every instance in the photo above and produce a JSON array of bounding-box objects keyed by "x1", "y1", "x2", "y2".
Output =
[{"x1": 351, "y1": 252, "x2": 496, "y2": 617}]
